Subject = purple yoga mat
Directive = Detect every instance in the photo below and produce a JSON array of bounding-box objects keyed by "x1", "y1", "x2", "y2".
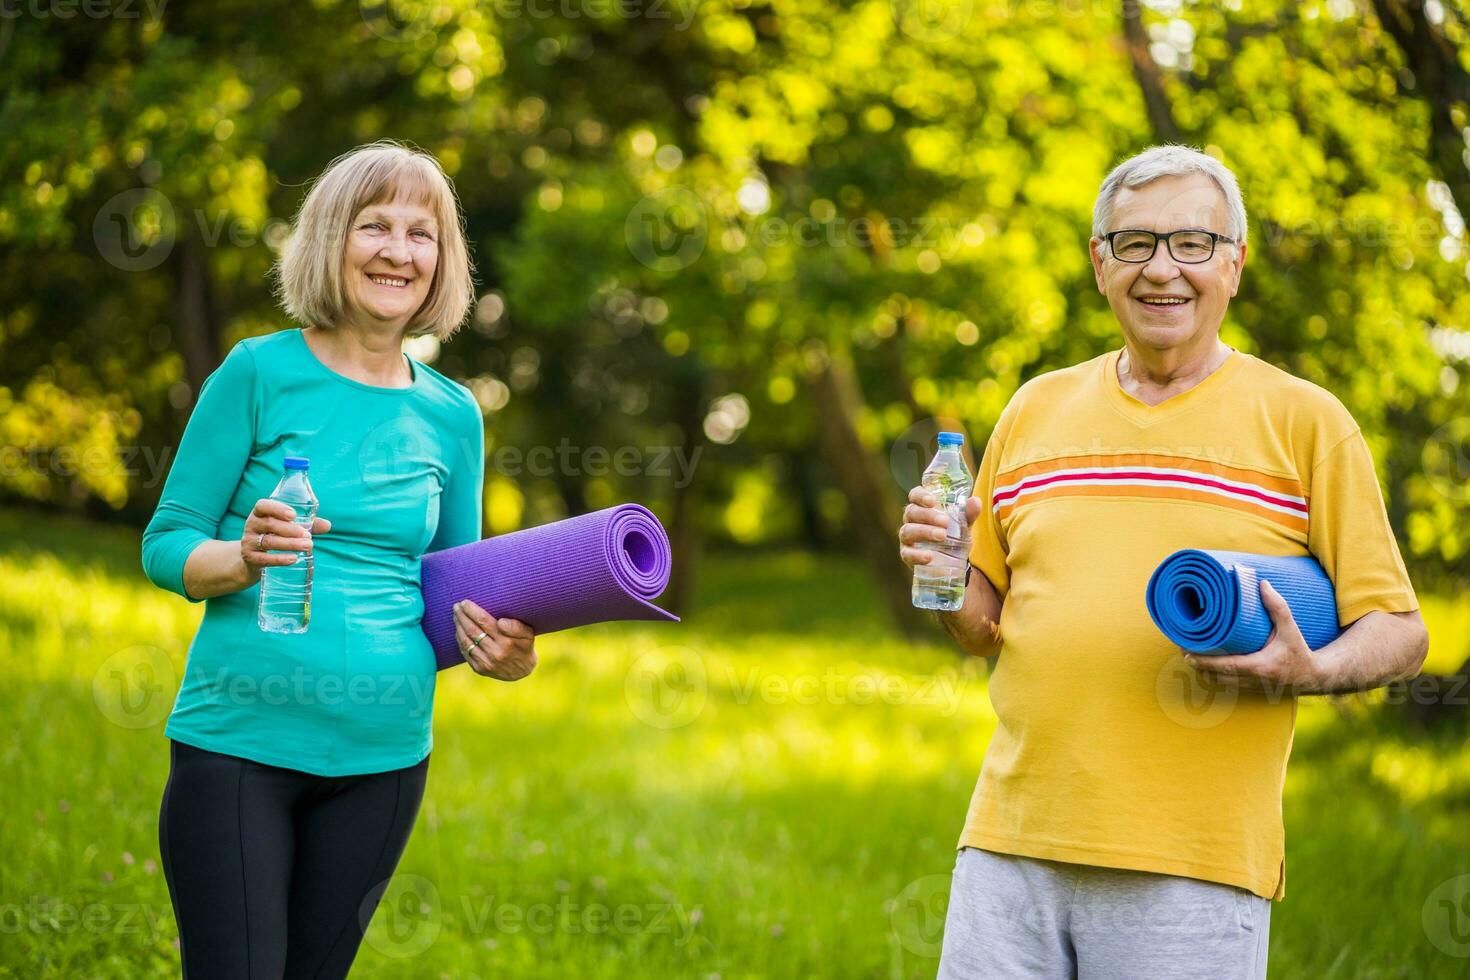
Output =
[{"x1": 420, "y1": 503, "x2": 679, "y2": 670}]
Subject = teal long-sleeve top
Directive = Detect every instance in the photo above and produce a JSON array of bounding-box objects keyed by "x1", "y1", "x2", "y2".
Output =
[{"x1": 142, "y1": 327, "x2": 485, "y2": 776}]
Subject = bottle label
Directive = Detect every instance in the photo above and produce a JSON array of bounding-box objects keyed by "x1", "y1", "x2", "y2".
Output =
[{"x1": 945, "y1": 500, "x2": 966, "y2": 543}]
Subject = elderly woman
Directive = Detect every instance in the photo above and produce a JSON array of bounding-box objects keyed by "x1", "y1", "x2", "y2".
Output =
[{"x1": 142, "y1": 141, "x2": 534, "y2": 978}]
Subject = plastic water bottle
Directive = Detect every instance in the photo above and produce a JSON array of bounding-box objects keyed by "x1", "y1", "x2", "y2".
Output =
[
  {"x1": 912, "y1": 432, "x2": 973, "y2": 612},
  {"x1": 257, "y1": 456, "x2": 317, "y2": 634}
]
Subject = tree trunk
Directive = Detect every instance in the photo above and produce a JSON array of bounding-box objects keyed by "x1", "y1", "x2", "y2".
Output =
[
  {"x1": 806, "y1": 345, "x2": 935, "y2": 640},
  {"x1": 170, "y1": 234, "x2": 223, "y2": 403},
  {"x1": 1121, "y1": 0, "x2": 1183, "y2": 142},
  {"x1": 663, "y1": 367, "x2": 704, "y2": 616},
  {"x1": 1371, "y1": 0, "x2": 1470, "y2": 224},
  {"x1": 787, "y1": 449, "x2": 828, "y2": 552}
]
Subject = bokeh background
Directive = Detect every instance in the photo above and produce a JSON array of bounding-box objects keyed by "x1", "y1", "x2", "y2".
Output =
[{"x1": 4, "y1": 0, "x2": 1470, "y2": 976}]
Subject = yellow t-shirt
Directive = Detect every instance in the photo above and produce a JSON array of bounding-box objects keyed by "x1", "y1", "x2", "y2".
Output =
[{"x1": 963, "y1": 347, "x2": 1418, "y2": 901}]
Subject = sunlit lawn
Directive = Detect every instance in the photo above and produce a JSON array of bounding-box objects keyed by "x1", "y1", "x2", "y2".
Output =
[{"x1": 2, "y1": 508, "x2": 1468, "y2": 978}]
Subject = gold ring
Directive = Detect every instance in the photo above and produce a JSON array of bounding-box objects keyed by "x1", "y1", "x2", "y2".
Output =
[
  {"x1": 257, "y1": 533, "x2": 266, "y2": 551},
  {"x1": 470, "y1": 631, "x2": 488, "y2": 647}
]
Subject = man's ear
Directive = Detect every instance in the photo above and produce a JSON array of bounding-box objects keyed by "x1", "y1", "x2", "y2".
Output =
[
  {"x1": 1089, "y1": 238, "x2": 1107, "y2": 294},
  {"x1": 1228, "y1": 242, "x2": 1248, "y2": 297}
]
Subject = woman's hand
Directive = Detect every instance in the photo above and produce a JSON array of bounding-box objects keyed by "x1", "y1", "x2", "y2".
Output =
[
  {"x1": 239, "y1": 498, "x2": 333, "y2": 585},
  {"x1": 453, "y1": 599, "x2": 537, "y2": 681}
]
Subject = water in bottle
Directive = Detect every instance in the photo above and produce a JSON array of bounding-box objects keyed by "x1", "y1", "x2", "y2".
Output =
[
  {"x1": 257, "y1": 456, "x2": 318, "y2": 634},
  {"x1": 912, "y1": 432, "x2": 973, "y2": 612}
]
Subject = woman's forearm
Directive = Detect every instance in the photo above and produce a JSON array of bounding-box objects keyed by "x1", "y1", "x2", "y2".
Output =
[{"x1": 182, "y1": 539, "x2": 256, "y2": 601}]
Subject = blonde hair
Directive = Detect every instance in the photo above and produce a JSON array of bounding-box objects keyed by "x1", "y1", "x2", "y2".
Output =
[{"x1": 274, "y1": 140, "x2": 475, "y2": 340}]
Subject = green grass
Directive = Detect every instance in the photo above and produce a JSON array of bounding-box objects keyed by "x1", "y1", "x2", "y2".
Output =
[{"x1": 2, "y1": 508, "x2": 1468, "y2": 978}]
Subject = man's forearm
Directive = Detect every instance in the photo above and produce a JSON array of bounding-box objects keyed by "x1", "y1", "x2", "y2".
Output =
[
  {"x1": 936, "y1": 569, "x2": 1004, "y2": 658},
  {"x1": 1297, "y1": 609, "x2": 1428, "y2": 695}
]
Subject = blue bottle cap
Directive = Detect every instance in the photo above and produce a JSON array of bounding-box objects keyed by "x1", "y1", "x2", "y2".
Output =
[
  {"x1": 284, "y1": 456, "x2": 310, "y2": 470},
  {"x1": 937, "y1": 432, "x2": 964, "y2": 447}
]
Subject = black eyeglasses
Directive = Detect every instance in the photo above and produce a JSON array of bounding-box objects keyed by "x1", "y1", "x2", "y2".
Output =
[{"x1": 1103, "y1": 229, "x2": 1236, "y2": 264}]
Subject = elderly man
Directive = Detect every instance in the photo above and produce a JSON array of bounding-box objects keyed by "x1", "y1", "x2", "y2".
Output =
[{"x1": 899, "y1": 145, "x2": 1428, "y2": 979}]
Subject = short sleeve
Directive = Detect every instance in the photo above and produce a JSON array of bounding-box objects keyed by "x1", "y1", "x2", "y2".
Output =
[
  {"x1": 1306, "y1": 429, "x2": 1418, "y2": 627},
  {"x1": 968, "y1": 423, "x2": 1011, "y2": 600},
  {"x1": 140, "y1": 342, "x2": 259, "y2": 601},
  {"x1": 426, "y1": 393, "x2": 484, "y2": 553}
]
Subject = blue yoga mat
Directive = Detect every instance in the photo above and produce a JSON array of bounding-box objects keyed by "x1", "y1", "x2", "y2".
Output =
[{"x1": 1145, "y1": 550, "x2": 1342, "y2": 655}]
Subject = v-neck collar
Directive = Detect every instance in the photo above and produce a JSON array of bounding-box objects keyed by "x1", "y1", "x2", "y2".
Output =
[{"x1": 1101, "y1": 346, "x2": 1246, "y2": 427}]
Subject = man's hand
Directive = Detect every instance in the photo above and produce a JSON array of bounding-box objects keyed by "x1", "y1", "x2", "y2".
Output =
[
  {"x1": 899, "y1": 486, "x2": 1003, "y2": 658},
  {"x1": 1184, "y1": 579, "x2": 1320, "y2": 692},
  {"x1": 899, "y1": 487, "x2": 983, "y2": 569}
]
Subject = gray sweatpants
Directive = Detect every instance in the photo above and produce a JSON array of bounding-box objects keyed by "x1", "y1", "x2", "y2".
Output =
[{"x1": 937, "y1": 847, "x2": 1271, "y2": 980}]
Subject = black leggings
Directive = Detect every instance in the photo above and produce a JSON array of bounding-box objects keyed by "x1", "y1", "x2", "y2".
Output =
[{"x1": 158, "y1": 739, "x2": 429, "y2": 979}]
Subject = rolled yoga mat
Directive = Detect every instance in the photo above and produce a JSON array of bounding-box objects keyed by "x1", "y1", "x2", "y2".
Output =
[
  {"x1": 1145, "y1": 549, "x2": 1341, "y2": 655},
  {"x1": 420, "y1": 503, "x2": 679, "y2": 670}
]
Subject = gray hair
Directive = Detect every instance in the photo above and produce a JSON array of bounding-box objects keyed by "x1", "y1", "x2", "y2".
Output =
[{"x1": 1092, "y1": 145, "x2": 1248, "y2": 246}]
